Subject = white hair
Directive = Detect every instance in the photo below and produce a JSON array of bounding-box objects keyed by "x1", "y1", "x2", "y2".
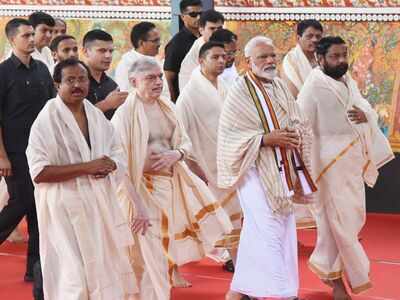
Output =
[
  {"x1": 128, "y1": 57, "x2": 160, "y2": 77},
  {"x1": 244, "y1": 36, "x2": 274, "y2": 58}
]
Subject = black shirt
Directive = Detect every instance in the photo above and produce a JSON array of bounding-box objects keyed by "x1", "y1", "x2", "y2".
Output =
[
  {"x1": 163, "y1": 26, "x2": 197, "y2": 96},
  {"x1": 86, "y1": 72, "x2": 118, "y2": 120},
  {"x1": 0, "y1": 54, "x2": 55, "y2": 153}
]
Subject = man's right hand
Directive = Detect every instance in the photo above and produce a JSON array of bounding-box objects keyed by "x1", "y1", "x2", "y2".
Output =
[
  {"x1": 105, "y1": 90, "x2": 129, "y2": 109},
  {"x1": 262, "y1": 128, "x2": 300, "y2": 149},
  {"x1": 0, "y1": 156, "x2": 12, "y2": 177},
  {"x1": 86, "y1": 156, "x2": 117, "y2": 178}
]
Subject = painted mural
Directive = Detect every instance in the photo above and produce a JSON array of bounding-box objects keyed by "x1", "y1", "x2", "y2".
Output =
[
  {"x1": 0, "y1": 17, "x2": 399, "y2": 150},
  {"x1": 0, "y1": 0, "x2": 399, "y2": 6}
]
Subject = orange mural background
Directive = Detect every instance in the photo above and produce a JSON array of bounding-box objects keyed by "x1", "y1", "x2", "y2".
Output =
[
  {"x1": 0, "y1": 16, "x2": 399, "y2": 151},
  {"x1": 0, "y1": 0, "x2": 399, "y2": 6}
]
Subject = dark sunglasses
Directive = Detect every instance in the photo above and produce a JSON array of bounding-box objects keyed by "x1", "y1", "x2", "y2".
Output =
[{"x1": 185, "y1": 11, "x2": 202, "y2": 18}]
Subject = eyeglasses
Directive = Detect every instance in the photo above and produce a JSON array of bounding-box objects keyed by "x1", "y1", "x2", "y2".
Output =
[
  {"x1": 62, "y1": 77, "x2": 89, "y2": 86},
  {"x1": 226, "y1": 50, "x2": 237, "y2": 56},
  {"x1": 184, "y1": 11, "x2": 202, "y2": 18},
  {"x1": 143, "y1": 74, "x2": 163, "y2": 82},
  {"x1": 145, "y1": 38, "x2": 161, "y2": 44}
]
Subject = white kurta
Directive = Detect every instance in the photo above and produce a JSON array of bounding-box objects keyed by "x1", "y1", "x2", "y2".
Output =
[
  {"x1": 26, "y1": 96, "x2": 137, "y2": 300},
  {"x1": 231, "y1": 167, "x2": 298, "y2": 298},
  {"x1": 220, "y1": 64, "x2": 239, "y2": 87},
  {"x1": 178, "y1": 37, "x2": 205, "y2": 91},
  {"x1": 114, "y1": 49, "x2": 170, "y2": 99}
]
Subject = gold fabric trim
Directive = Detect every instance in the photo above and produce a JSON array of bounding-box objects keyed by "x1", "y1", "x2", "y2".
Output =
[
  {"x1": 316, "y1": 137, "x2": 360, "y2": 183},
  {"x1": 195, "y1": 203, "x2": 221, "y2": 221},
  {"x1": 296, "y1": 220, "x2": 317, "y2": 229},
  {"x1": 214, "y1": 228, "x2": 241, "y2": 249},
  {"x1": 308, "y1": 261, "x2": 343, "y2": 280},
  {"x1": 230, "y1": 212, "x2": 242, "y2": 222},
  {"x1": 174, "y1": 203, "x2": 223, "y2": 243},
  {"x1": 161, "y1": 213, "x2": 176, "y2": 285},
  {"x1": 143, "y1": 171, "x2": 173, "y2": 177},
  {"x1": 143, "y1": 174, "x2": 154, "y2": 193},
  {"x1": 351, "y1": 281, "x2": 372, "y2": 294},
  {"x1": 174, "y1": 228, "x2": 201, "y2": 242},
  {"x1": 220, "y1": 191, "x2": 237, "y2": 208}
]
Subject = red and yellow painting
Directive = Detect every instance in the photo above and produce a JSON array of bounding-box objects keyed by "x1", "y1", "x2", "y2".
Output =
[
  {"x1": 0, "y1": 0, "x2": 399, "y2": 6},
  {"x1": 1, "y1": 17, "x2": 399, "y2": 151}
]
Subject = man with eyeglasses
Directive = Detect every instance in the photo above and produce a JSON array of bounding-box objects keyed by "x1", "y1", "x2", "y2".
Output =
[
  {"x1": 83, "y1": 29, "x2": 128, "y2": 120},
  {"x1": 111, "y1": 56, "x2": 232, "y2": 300},
  {"x1": 164, "y1": 0, "x2": 202, "y2": 102},
  {"x1": 115, "y1": 21, "x2": 170, "y2": 100}
]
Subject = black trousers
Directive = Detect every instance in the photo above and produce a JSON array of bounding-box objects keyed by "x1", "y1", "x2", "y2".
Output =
[{"x1": 0, "y1": 153, "x2": 39, "y2": 275}]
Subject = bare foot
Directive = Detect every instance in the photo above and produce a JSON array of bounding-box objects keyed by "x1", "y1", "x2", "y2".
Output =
[
  {"x1": 225, "y1": 290, "x2": 243, "y2": 300},
  {"x1": 332, "y1": 278, "x2": 352, "y2": 300},
  {"x1": 172, "y1": 268, "x2": 192, "y2": 288},
  {"x1": 322, "y1": 279, "x2": 334, "y2": 287},
  {"x1": 126, "y1": 294, "x2": 140, "y2": 300}
]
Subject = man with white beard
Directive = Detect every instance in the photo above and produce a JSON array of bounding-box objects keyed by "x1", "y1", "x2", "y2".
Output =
[{"x1": 218, "y1": 36, "x2": 315, "y2": 300}]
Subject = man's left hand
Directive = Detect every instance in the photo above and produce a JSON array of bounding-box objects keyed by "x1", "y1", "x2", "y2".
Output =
[
  {"x1": 347, "y1": 105, "x2": 368, "y2": 124},
  {"x1": 150, "y1": 150, "x2": 181, "y2": 171}
]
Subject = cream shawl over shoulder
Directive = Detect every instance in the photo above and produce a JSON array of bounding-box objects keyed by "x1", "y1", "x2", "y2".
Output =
[
  {"x1": 176, "y1": 68, "x2": 227, "y2": 184},
  {"x1": 282, "y1": 44, "x2": 314, "y2": 92},
  {"x1": 217, "y1": 75, "x2": 313, "y2": 214},
  {"x1": 298, "y1": 68, "x2": 394, "y2": 187},
  {"x1": 111, "y1": 93, "x2": 232, "y2": 262}
]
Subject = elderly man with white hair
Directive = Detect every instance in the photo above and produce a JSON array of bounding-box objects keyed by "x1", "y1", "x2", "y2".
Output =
[
  {"x1": 111, "y1": 56, "x2": 232, "y2": 300},
  {"x1": 218, "y1": 36, "x2": 316, "y2": 300}
]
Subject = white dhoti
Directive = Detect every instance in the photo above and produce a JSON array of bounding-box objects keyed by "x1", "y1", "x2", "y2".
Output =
[{"x1": 231, "y1": 168, "x2": 298, "y2": 299}]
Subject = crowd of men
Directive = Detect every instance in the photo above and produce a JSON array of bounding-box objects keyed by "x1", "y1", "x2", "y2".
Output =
[{"x1": 0, "y1": 1, "x2": 394, "y2": 300}]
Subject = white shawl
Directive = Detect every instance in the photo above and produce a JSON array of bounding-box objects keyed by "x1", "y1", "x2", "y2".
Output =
[
  {"x1": 282, "y1": 44, "x2": 314, "y2": 91},
  {"x1": 178, "y1": 37, "x2": 205, "y2": 91}
]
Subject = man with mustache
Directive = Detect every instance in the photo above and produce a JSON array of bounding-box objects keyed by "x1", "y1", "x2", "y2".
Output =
[
  {"x1": 83, "y1": 29, "x2": 128, "y2": 120},
  {"x1": 50, "y1": 34, "x2": 79, "y2": 63},
  {"x1": 298, "y1": 37, "x2": 394, "y2": 300},
  {"x1": 282, "y1": 19, "x2": 323, "y2": 99},
  {"x1": 115, "y1": 22, "x2": 169, "y2": 99},
  {"x1": 0, "y1": 18, "x2": 55, "y2": 282},
  {"x1": 218, "y1": 36, "x2": 316, "y2": 300},
  {"x1": 111, "y1": 57, "x2": 232, "y2": 300},
  {"x1": 27, "y1": 58, "x2": 150, "y2": 300}
]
